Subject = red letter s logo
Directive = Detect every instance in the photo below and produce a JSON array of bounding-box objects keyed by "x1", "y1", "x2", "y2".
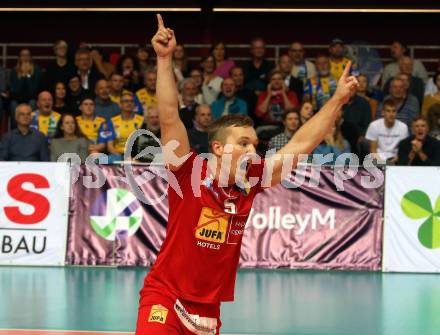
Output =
[{"x1": 4, "y1": 174, "x2": 50, "y2": 224}]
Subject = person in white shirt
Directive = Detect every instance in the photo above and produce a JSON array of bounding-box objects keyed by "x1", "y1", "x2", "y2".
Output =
[
  {"x1": 366, "y1": 99, "x2": 409, "y2": 164},
  {"x1": 200, "y1": 55, "x2": 223, "y2": 105}
]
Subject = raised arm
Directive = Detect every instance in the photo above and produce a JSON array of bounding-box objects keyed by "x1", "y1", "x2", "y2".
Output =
[
  {"x1": 266, "y1": 62, "x2": 358, "y2": 186},
  {"x1": 152, "y1": 14, "x2": 190, "y2": 170}
]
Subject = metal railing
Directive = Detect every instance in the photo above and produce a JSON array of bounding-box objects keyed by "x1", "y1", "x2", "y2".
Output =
[{"x1": 1, "y1": 42, "x2": 439, "y2": 73}]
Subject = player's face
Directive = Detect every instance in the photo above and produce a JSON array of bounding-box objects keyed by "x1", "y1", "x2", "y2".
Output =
[{"x1": 220, "y1": 126, "x2": 258, "y2": 183}]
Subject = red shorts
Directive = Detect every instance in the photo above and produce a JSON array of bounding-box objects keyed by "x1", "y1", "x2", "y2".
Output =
[{"x1": 136, "y1": 286, "x2": 221, "y2": 335}]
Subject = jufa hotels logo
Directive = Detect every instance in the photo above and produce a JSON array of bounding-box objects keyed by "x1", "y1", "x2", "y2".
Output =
[
  {"x1": 90, "y1": 188, "x2": 143, "y2": 240},
  {"x1": 401, "y1": 190, "x2": 440, "y2": 249}
]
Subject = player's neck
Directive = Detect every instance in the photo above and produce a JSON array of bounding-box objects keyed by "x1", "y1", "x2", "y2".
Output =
[{"x1": 207, "y1": 157, "x2": 235, "y2": 187}]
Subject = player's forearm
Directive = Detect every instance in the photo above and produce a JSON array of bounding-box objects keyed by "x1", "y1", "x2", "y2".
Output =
[
  {"x1": 283, "y1": 96, "x2": 343, "y2": 155},
  {"x1": 157, "y1": 56, "x2": 179, "y2": 125}
]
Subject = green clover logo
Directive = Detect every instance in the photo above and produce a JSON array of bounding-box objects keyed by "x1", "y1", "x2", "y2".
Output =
[{"x1": 401, "y1": 190, "x2": 440, "y2": 249}]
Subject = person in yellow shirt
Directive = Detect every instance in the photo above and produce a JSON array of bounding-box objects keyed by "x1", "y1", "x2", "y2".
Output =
[
  {"x1": 135, "y1": 69, "x2": 157, "y2": 111},
  {"x1": 76, "y1": 96, "x2": 109, "y2": 154},
  {"x1": 107, "y1": 92, "x2": 143, "y2": 162},
  {"x1": 30, "y1": 91, "x2": 61, "y2": 138},
  {"x1": 329, "y1": 38, "x2": 353, "y2": 81}
]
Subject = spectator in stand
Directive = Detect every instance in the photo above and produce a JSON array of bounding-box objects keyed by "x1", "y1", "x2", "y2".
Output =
[
  {"x1": 304, "y1": 55, "x2": 337, "y2": 112},
  {"x1": 288, "y1": 41, "x2": 317, "y2": 83},
  {"x1": 255, "y1": 69, "x2": 299, "y2": 130},
  {"x1": 173, "y1": 44, "x2": 191, "y2": 81},
  {"x1": 211, "y1": 77, "x2": 247, "y2": 119},
  {"x1": 130, "y1": 106, "x2": 162, "y2": 163},
  {"x1": 397, "y1": 117, "x2": 440, "y2": 166},
  {"x1": 50, "y1": 113, "x2": 88, "y2": 162},
  {"x1": 66, "y1": 74, "x2": 88, "y2": 111},
  {"x1": 383, "y1": 56, "x2": 425, "y2": 106},
  {"x1": 299, "y1": 101, "x2": 314, "y2": 125},
  {"x1": 52, "y1": 81, "x2": 77, "y2": 116},
  {"x1": 267, "y1": 108, "x2": 301, "y2": 152},
  {"x1": 357, "y1": 74, "x2": 380, "y2": 119},
  {"x1": 10, "y1": 48, "x2": 41, "y2": 127},
  {"x1": 341, "y1": 93, "x2": 371, "y2": 157},
  {"x1": 188, "y1": 104, "x2": 212, "y2": 154},
  {"x1": 425, "y1": 60, "x2": 440, "y2": 96},
  {"x1": 377, "y1": 77, "x2": 420, "y2": 128},
  {"x1": 0, "y1": 103, "x2": 49, "y2": 161},
  {"x1": 76, "y1": 96, "x2": 108, "y2": 154},
  {"x1": 230, "y1": 66, "x2": 257, "y2": 122},
  {"x1": 427, "y1": 104, "x2": 440, "y2": 140},
  {"x1": 0, "y1": 65, "x2": 7, "y2": 127},
  {"x1": 136, "y1": 69, "x2": 158, "y2": 111},
  {"x1": 311, "y1": 119, "x2": 351, "y2": 165},
  {"x1": 201, "y1": 55, "x2": 223, "y2": 105},
  {"x1": 107, "y1": 92, "x2": 143, "y2": 162},
  {"x1": 422, "y1": 72, "x2": 440, "y2": 117},
  {"x1": 137, "y1": 46, "x2": 153, "y2": 74},
  {"x1": 178, "y1": 78, "x2": 199, "y2": 129},
  {"x1": 382, "y1": 41, "x2": 428, "y2": 87},
  {"x1": 189, "y1": 69, "x2": 204, "y2": 104},
  {"x1": 328, "y1": 39, "x2": 352, "y2": 81},
  {"x1": 109, "y1": 72, "x2": 130, "y2": 106},
  {"x1": 366, "y1": 99, "x2": 409, "y2": 164},
  {"x1": 94, "y1": 79, "x2": 120, "y2": 122},
  {"x1": 243, "y1": 37, "x2": 274, "y2": 94},
  {"x1": 75, "y1": 48, "x2": 104, "y2": 93},
  {"x1": 278, "y1": 54, "x2": 304, "y2": 102},
  {"x1": 116, "y1": 54, "x2": 142, "y2": 92},
  {"x1": 211, "y1": 42, "x2": 235, "y2": 79},
  {"x1": 90, "y1": 48, "x2": 115, "y2": 79},
  {"x1": 30, "y1": 91, "x2": 61, "y2": 139},
  {"x1": 43, "y1": 40, "x2": 76, "y2": 90}
]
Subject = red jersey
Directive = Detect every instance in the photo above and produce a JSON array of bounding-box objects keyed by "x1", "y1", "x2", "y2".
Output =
[{"x1": 142, "y1": 152, "x2": 265, "y2": 303}]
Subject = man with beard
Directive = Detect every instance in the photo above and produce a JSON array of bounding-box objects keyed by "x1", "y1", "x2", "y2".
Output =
[
  {"x1": 328, "y1": 38, "x2": 352, "y2": 81},
  {"x1": 304, "y1": 55, "x2": 337, "y2": 112}
]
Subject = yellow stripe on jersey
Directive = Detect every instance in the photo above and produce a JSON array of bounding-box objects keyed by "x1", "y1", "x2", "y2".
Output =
[
  {"x1": 330, "y1": 57, "x2": 351, "y2": 81},
  {"x1": 76, "y1": 116, "x2": 106, "y2": 143},
  {"x1": 136, "y1": 88, "x2": 157, "y2": 109},
  {"x1": 110, "y1": 114, "x2": 144, "y2": 154}
]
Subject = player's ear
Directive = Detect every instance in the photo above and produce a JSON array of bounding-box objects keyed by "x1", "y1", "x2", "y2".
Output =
[{"x1": 211, "y1": 140, "x2": 223, "y2": 156}]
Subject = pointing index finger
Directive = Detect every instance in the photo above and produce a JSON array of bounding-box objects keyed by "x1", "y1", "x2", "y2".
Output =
[
  {"x1": 157, "y1": 14, "x2": 165, "y2": 29},
  {"x1": 342, "y1": 60, "x2": 352, "y2": 79}
]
